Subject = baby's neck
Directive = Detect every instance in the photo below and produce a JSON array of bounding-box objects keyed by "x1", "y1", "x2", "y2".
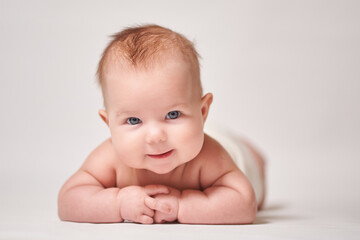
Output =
[{"x1": 134, "y1": 165, "x2": 185, "y2": 187}]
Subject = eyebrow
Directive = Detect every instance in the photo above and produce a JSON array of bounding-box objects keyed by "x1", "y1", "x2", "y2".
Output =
[
  {"x1": 167, "y1": 103, "x2": 189, "y2": 109},
  {"x1": 115, "y1": 110, "x2": 140, "y2": 117},
  {"x1": 115, "y1": 103, "x2": 189, "y2": 117}
]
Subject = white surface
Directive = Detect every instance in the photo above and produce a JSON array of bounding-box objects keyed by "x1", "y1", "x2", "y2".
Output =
[
  {"x1": 1, "y1": 0, "x2": 359, "y2": 239},
  {"x1": 1, "y1": 195, "x2": 359, "y2": 239}
]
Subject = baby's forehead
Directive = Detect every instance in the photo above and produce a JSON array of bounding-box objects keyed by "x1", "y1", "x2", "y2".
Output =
[
  {"x1": 102, "y1": 49, "x2": 202, "y2": 99},
  {"x1": 104, "y1": 51, "x2": 193, "y2": 82},
  {"x1": 106, "y1": 45, "x2": 186, "y2": 68}
]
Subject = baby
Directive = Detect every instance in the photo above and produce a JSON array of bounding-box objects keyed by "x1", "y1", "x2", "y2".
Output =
[{"x1": 58, "y1": 24, "x2": 265, "y2": 224}]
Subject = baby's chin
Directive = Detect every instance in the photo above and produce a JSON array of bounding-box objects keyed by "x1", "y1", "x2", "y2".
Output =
[
  {"x1": 144, "y1": 160, "x2": 189, "y2": 175},
  {"x1": 146, "y1": 165, "x2": 178, "y2": 175}
]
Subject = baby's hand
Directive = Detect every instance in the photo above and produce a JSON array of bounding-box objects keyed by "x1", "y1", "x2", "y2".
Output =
[
  {"x1": 118, "y1": 185, "x2": 170, "y2": 224},
  {"x1": 146, "y1": 187, "x2": 181, "y2": 223}
]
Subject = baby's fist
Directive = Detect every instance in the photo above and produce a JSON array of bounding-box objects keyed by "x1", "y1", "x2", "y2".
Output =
[{"x1": 148, "y1": 187, "x2": 181, "y2": 223}]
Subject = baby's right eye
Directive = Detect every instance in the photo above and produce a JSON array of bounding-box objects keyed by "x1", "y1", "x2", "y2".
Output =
[{"x1": 126, "y1": 117, "x2": 142, "y2": 125}]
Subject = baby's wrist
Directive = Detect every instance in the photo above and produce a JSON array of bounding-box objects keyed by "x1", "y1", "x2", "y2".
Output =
[
  {"x1": 116, "y1": 187, "x2": 130, "y2": 222},
  {"x1": 115, "y1": 188, "x2": 124, "y2": 222},
  {"x1": 174, "y1": 189, "x2": 182, "y2": 220},
  {"x1": 176, "y1": 190, "x2": 183, "y2": 221},
  {"x1": 176, "y1": 195, "x2": 181, "y2": 220}
]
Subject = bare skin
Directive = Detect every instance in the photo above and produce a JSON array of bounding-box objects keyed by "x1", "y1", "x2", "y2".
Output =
[
  {"x1": 58, "y1": 135, "x2": 259, "y2": 224},
  {"x1": 240, "y1": 138, "x2": 266, "y2": 209},
  {"x1": 58, "y1": 54, "x2": 264, "y2": 224}
]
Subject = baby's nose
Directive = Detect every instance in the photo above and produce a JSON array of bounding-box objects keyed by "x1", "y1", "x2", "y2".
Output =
[{"x1": 145, "y1": 124, "x2": 167, "y2": 144}]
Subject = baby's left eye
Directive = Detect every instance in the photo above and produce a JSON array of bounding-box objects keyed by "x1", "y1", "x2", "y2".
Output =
[{"x1": 166, "y1": 111, "x2": 181, "y2": 120}]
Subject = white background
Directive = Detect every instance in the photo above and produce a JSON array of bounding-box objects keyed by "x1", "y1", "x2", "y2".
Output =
[{"x1": 1, "y1": 0, "x2": 359, "y2": 239}]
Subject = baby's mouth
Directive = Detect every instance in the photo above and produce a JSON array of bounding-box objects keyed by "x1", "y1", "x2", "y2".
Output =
[{"x1": 147, "y1": 150, "x2": 174, "y2": 159}]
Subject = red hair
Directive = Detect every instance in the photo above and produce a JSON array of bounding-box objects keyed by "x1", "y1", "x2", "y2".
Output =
[{"x1": 96, "y1": 24, "x2": 202, "y2": 99}]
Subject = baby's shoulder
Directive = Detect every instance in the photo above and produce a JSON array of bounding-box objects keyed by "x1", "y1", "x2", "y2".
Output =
[
  {"x1": 197, "y1": 134, "x2": 238, "y2": 189},
  {"x1": 81, "y1": 138, "x2": 129, "y2": 187},
  {"x1": 83, "y1": 138, "x2": 117, "y2": 167},
  {"x1": 199, "y1": 133, "x2": 235, "y2": 166}
]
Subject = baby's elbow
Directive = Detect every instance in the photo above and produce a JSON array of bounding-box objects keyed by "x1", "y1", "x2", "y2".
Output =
[
  {"x1": 57, "y1": 194, "x2": 69, "y2": 221},
  {"x1": 58, "y1": 207, "x2": 67, "y2": 221},
  {"x1": 243, "y1": 200, "x2": 257, "y2": 224},
  {"x1": 57, "y1": 204, "x2": 66, "y2": 221},
  {"x1": 235, "y1": 193, "x2": 257, "y2": 224},
  {"x1": 57, "y1": 187, "x2": 76, "y2": 221}
]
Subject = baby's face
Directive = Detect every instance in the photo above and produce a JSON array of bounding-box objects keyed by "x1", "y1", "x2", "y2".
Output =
[{"x1": 101, "y1": 57, "x2": 211, "y2": 174}]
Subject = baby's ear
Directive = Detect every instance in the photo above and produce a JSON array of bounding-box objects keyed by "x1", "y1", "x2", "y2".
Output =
[
  {"x1": 200, "y1": 93, "x2": 213, "y2": 123},
  {"x1": 98, "y1": 109, "x2": 109, "y2": 126}
]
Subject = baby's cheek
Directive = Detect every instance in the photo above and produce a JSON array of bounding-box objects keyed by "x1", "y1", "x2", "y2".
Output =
[
  {"x1": 113, "y1": 136, "x2": 139, "y2": 159},
  {"x1": 179, "y1": 124, "x2": 204, "y2": 158}
]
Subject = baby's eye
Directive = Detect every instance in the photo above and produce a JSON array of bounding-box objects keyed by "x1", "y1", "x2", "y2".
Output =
[
  {"x1": 166, "y1": 111, "x2": 181, "y2": 120},
  {"x1": 126, "y1": 117, "x2": 142, "y2": 125}
]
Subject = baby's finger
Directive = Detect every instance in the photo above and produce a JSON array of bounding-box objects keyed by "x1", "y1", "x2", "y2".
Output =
[
  {"x1": 138, "y1": 215, "x2": 154, "y2": 224},
  {"x1": 142, "y1": 206, "x2": 155, "y2": 218},
  {"x1": 145, "y1": 196, "x2": 171, "y2": 214},
  {"x1": 154, "y1": 213, "x2": 167, "y2": 224},
  {"x1": 144, "y1": 185, "x2": 169, "y2": 196}
]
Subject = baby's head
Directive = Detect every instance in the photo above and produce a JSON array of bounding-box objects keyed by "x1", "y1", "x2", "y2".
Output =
[
  {"x1": 96, "y1": 25, "x2": 213, "y2": 174},
  {"x1": 97, "y1": 24, "x2": 202, "y2": 107}
]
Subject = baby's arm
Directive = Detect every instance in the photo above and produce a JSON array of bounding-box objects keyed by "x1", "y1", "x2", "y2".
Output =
[
  {"x1": 150, "y1": 167, "x2": 256, "y2": 224},
  {"x1": 150, "y1": 151, "x2": 257, "y2": 224},
  {"x1": 58, "y1": 168, "x2": 121, "y2": 223},
  {"x1": 178, "y1": 170, "x2": 256, "y2": 224},
  {"x1": 58, "y1": 139, "x2": 169, "y2": 223},
  {"x1": 178, "y1": 138, "x2": 257, "y2": 224}
]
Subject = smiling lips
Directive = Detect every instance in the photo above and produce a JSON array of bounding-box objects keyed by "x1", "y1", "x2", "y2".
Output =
[{"x1": 147, "y1": 150, "x2": 174, "y2": 159}]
